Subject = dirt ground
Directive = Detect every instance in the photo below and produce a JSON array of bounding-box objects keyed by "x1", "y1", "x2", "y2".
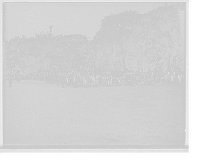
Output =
[{"x1": 3, "y1": 80, "x2": 186, "y2": 148}]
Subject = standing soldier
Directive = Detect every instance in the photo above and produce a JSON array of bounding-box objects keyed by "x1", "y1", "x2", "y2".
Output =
[
  {"x1": 108, "y1": 69, "x2": 112, "y2": 86},
  {"x1": 85, "y1": 70, "x2": 91, "y2": 88},
  {"x1": 168, "y1": 70, "x2": 172, "y2": 83},
  {"x1": 78, "y1": 68, "x2": 83, "y2": 87},
  {"x1": 90, "y1": 70, "x2": 96, "y2": 86},
  {"x1": 176, "y1": 66, "x2": 183, "y2": 84},
  {"x1": 119, "y1": 72, "x2": 125, "y2": 85},
  {"x1": 60, "y1": 74, "x2": 65, "y2": 88},
  {"x1": 73, "y1": 70, "x2": 80, "y2": 88},
  {"x1": 95, "y1": 71, "x2": 100, "y2": 87},
  {"x1": 116, "y1": 72, "x2": 121, "y2": 85},
  {"x1": 83, "y1": 68, "x2": 87, "y2": 87},
  {"x1": 102, "y1": 72, "x2": 106, "y2": 84},
  {"x1": 8, "y1": 68, "x2": 14, "y2": 87}
]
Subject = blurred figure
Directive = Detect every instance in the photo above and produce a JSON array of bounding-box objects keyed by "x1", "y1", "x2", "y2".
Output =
[
  {"x1": 8, "y1": 68, "x2": 14, "y2": 87},
  {"x1": 90, "y1": 70, "x2": 96, "y2": 86},
  {"x1": 101, "y1": 72, "x2": 107, "y2": 84},
  {"x1": 82, "y1": 68, "x2": 87, "y2": 87},
  {"x1": 73, "y1": 70, "x2": 80, "y2": 88},
  {"x1": 85, "y1": 70, "x2": 92, "y2": 88},
  {"x1": 32, "y1": 71, "x2": 37, "y2": 80},
  {"x1": 68, "y1": 70, "x2": 73, "y2": 85},
  {"x1": 95, "y1": 71, "x2": 100, "y2": 87},
  {"x1": 108, "y1": 69, "x2": 112, "y2": 86},
  {"x1": 15, "y1": 70, "x2": 24, "y2": 83}
]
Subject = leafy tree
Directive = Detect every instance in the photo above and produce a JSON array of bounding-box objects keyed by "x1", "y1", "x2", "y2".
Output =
[
  {"x1": 92, "y1": 4, "x2": 185, "y2": 72},
  {"x1": 3, "y1": 3, "x2": 185, "y2": 79},
  {"x1": 95, "y1": 11, "x2": 137, "y2": 70},
  {"x1": 4, "y1": 31, "x2": 89, "y2": 76},
  {"x1": 150, "y1": 5, "x2": 183, "y2": 69}
]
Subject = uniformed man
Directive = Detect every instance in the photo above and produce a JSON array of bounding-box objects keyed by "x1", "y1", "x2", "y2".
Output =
[
  {"x1": 74, "y1": 70, "x2": 80, "y2": 88},
  {"x1": 85, "y1": 70, "x2": 92, "y2": 88},
  {"x1": 95, "y1": 71, "x2": 100, "y2": 87},
  {"x1": 108, "y1": 69, "x2": 112, "y2": 86}
]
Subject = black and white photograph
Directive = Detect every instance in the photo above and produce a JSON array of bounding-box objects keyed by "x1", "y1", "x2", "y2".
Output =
[{"x1": 1, "y1": 1, "x2": 188, "y2": 151}]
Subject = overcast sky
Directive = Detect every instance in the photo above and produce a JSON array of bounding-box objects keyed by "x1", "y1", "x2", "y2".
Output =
[{"x1": 4, "y1": 2, "x2": 165, "y2": 40}]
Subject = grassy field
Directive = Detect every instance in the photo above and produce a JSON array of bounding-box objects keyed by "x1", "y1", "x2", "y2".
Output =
[{"x1": 3, "y1": 80, "x2": 186, "y2": 147}]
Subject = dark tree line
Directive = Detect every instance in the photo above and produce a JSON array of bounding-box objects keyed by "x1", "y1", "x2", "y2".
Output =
[
  {"x1": 4, "y1": 32, "x2": 90, "y2": 73},
  {"x1": 4, "y1": 4, "x2": 186, "y2": 87}
]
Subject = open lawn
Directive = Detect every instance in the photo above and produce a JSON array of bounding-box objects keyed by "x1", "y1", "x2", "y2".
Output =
[{"x1": 3, "y1": 80, "x2": 186, "y2": 148}]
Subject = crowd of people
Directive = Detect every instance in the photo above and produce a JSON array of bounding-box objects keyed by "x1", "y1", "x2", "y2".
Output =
[
  {"x1": 5, "y1": 61, "x2": 184, "y2": 88},
  {"x1": 8, "y1": 68, "x2": 24, "y2": 87},
  {"x1": 164, "y1": 67, "x2": 184, "y2": 83},
  {"x1": 32, "y1": 68, "x2": 123, "y2": 88}
]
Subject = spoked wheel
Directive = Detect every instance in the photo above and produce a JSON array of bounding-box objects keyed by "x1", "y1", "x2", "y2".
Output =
[
  {"x1": 144, "y1": 73, "x2": 152, "y2": 85},
  {"x1": 131, "y1": 73, "x2": 144, "y2": 85},
  {"x1": 151, "y1": 72, "x2": 162, "y2": 85}
]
